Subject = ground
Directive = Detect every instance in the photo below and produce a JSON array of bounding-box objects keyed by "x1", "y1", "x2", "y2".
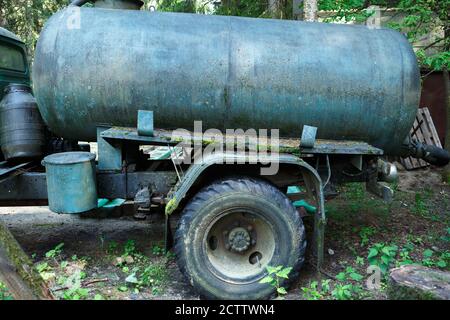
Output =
[{"x1": 0, "y1": 165, "x2": 449, "y2": 300}]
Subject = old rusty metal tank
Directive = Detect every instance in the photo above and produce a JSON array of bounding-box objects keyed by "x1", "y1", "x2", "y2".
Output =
[
  {"x1": 32, "y1": 8, "x2": 420, "y2": 154},
  {"x1": 0, "y1": 84, "x2": 45, "y2": 160}
]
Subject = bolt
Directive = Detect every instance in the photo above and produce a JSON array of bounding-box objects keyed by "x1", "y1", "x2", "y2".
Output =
[
  {"x1": 223, "y1": 230, "x2": 228, "y2": 236},
  {"x1": 225, "y1": 243, "x2": 230, "y2": 250},
  {"x1": 251, "y1": 239, "x2": 256, "y2": 245},
  {"x1": 247, "y1": 225, "x2": 253, "y2": 231}
]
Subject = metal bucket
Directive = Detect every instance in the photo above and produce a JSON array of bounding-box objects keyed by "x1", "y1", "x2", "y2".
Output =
[{"x1": 42, "y1": 152, "x2": 97, "y2": 214}]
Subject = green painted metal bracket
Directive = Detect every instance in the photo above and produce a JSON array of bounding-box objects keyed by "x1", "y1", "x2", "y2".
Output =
[
  {"x1": 293, "y1": 199, "x2": 317, "y2": 214},
  {"x1": 137, "y1": 110, "x2": 154, "y2": 137},
  {"x1": 100, "y1": 127, "x2": 177, "y2": 146},
  {"x1": 97, "y1": 126, "x2": 123, "y2": 172}
]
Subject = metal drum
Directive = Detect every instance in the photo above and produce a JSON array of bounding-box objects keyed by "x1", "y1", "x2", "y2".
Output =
[
  {"x1": 42, "y1": 152, "x2": 97, "y2": 214},
  {"x1": 0, "y1": 84, "x2": 45, "y2": 160}
]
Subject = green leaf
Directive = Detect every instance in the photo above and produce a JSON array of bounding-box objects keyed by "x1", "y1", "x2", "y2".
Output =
[
  {"x1": 345, "y1": 267, "x2": 356, "y2": 273},
  {"x1": 437, "y1": 260, "x2": 447, "y2": 268},
  {"x1": 423, "y1": 249, "x2": 433, "y2": 258},
  {"x1": 381, "y1": 255, "x2": 390, "y2": 265},
  {"x1": 368, "y1": 248, "x2": 378, "y2": 259},
  {"x1": 349, "y1": 272, "x2": 363, "y2": 281},
  {"x1": 77, "y1": 288, "x2": 89, "y2": 297},
  {"x1": 400, "y1": 260, "x2": 413, "y2": 266},
  {"x1": 266, "y1": 266, "x2": 277, "y2": 274},
  {"x1": 276, "y1": 267, "x2": 292, "y2": 279},
  {"x1": 277, "y1": 287, "x2": 287, "y2": 295},
  {"x1": 355, "y1": 257, "x2": 364, "y2": 266},
  {"x1": 259, "y1": 276, "x2": 274, "y2": 284},
  {"x1": 94, "y1": 294, "x2": 104, "y2": 300},
  {"x1": 381, "y1": 247, "x2": 392, "y2": 256},
  {"x1": 118, "y1": 286, "x2": 128, "y2": 292},
  {"x1": 336, "y1": 272, "x2": 346, "y2": 281},
  {"x1": 125, "y1": 274, "x2": 139, "y2": 284}
]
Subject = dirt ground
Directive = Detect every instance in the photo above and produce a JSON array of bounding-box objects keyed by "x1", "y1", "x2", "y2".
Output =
[{"x1": 0, "y1": 165, "x2": 449, "y2": 300}]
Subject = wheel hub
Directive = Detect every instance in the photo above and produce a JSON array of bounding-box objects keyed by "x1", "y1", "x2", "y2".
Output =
[{"x1": 228, "y1": 227, "x2": 251, "y2": 253}]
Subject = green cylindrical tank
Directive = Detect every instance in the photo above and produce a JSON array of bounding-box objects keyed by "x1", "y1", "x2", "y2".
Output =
[{"x1": 32, "y1": 8, "x2": 420, "y2": 154}]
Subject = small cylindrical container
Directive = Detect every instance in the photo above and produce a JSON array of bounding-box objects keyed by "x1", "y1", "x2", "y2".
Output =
[
  {"x1": 42, "y1": 152, "x2": 97, "y2": 214},
  {"x1": 0, "y1": 84, "x2": 46, "y2": 161}
]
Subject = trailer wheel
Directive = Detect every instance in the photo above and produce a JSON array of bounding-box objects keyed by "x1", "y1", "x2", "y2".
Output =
[{"x1": 174, "y1": 177, "x2": 306, "y2": 300}]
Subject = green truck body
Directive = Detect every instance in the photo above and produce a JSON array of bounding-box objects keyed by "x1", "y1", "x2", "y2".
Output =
[{"x1": 0, "y1": 27, "x2": 30, "y2": 101}]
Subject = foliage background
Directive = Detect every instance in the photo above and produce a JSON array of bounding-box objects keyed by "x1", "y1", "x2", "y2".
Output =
[{"x1": 0, "y1": 0, "x2": 448, "y2": 70}]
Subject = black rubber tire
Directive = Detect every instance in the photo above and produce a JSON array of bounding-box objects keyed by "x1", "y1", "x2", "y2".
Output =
[{"x1": 174, "y1": 177, "x2": 306, "y2": 300}]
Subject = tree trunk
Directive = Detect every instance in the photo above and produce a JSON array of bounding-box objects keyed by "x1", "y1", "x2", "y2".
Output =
[
  {"x1": 0, "y1": 222, "x2": 54, "y2": 300},
  {"x1": 292, "y1": 0, "x2": 303, "y2": 20},
  {"x1": 268, "y1": 0, "x2": 278, "y2": 18},
  {"x1": 0, "y1": 9, "x2": 5, "y2": 28},
  {"x1": 443, "y1": 68, "x2": 450, "y2": 151},
  {"x1": 303, "y1": 0, "x2": 318, "y2": 22}
]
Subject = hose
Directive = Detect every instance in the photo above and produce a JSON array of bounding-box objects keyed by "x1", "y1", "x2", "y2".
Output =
[
  {"x1": 406, "y1": 140, "x2": 450, "y2": 167},
  {"x1": 420, "y1": 144, "x2": 450, "y2": 167}
]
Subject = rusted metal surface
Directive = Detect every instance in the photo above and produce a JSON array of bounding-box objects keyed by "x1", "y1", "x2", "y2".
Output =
[
  {"x1": 420, "y1": 71, "x2": 448, "y2": 146},
  {"x1": 33, "y1": 9, "x2": 420, "y2": 155},
  {"x1": 42, "y1": 152, "x2": 98, "y2": 214},
  {"x1": 300, "y1": 140, "x2": 383, "y2": 155},
  {"x1": 0, "y1": 161, "x2": 36, "y2": 183},
  {"x1": 0, "y1": 171, "x2": 177, "y2": 203},
  {"x1": 101, "y1": 127, "x2": 177, "y2": 146}
]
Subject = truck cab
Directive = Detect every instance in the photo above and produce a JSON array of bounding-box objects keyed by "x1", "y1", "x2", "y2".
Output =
[
  {"x1": 0, "y1": 27, "x2": 30, "y2": 101},
  {"x1": 0, "y1": 27, "x2": 30, "y2": 161}
]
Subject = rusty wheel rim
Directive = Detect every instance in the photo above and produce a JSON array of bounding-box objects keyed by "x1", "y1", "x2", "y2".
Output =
[{"x1": 203, "y1": 209, "x2": 276, "y2": 284}]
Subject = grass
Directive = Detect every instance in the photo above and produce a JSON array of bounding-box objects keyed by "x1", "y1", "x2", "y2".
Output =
[
  {"x1": 117, "y1": 240, "x2": 171, "y2": 295},
  {"x1": 326, "y1": 183, "x2": 391, "y2": 223},
  {"x1": 311, "y1": 179, "x2": 450, "y2": 300},
  {"x1": 32, "y1": 239, "x2": 173, "y2": 300}
]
